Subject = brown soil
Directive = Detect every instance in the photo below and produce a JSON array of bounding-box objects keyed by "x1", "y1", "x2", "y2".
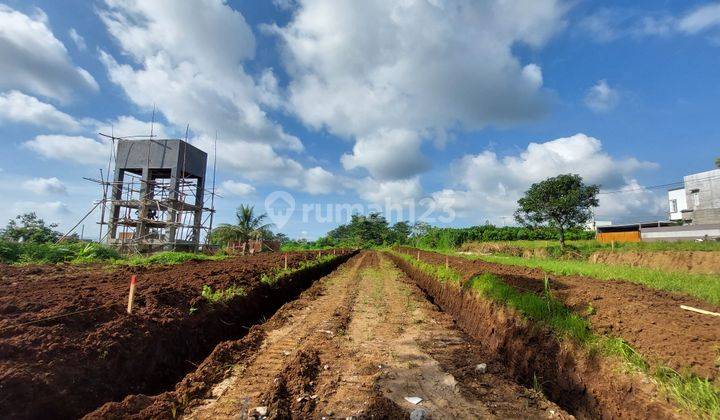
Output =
[
  {"x1": 89, "y1": 251, "x2": 572, "y2": 419},
  {"x1": 461, "y1": 242, "x2": 550, "y2": 259},
  {"x1": 397, "y1": 247, "x2": 720, "y2": 382},
  {"x1": 387, "y1": 251, "x2": 680, "y2": 419},
  {"x1": 590, "y1": 250, "x2": 720, "y2": 275},
  {"x1": 0, "y1": 250, "x2": 354, "y2": 419}
]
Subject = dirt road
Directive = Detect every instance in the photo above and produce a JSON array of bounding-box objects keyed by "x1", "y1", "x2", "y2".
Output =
[{"x1": 178, "y1": 251, "x2": 569, "y2": 419}]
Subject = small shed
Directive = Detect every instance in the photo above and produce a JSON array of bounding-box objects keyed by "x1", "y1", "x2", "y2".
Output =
[{"x1": 596, "y1": 221, "x2": 676, "y2": 244}]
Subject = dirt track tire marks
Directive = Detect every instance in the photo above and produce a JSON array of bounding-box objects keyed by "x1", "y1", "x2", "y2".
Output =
[
  {"x1": 184, "y1": 252, "x2": 368, "y2": 419},
  {"x1": 182, "y1": 251, "x2": 572, "y2": 419}
]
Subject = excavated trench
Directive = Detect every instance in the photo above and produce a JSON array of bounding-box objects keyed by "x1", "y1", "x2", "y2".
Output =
[
  {"x1": 85, "y1": 252, "x2": 358, "y2": 417},
  {"x1": 1, "y1": 252, "x2": 356, "y2": 420},
  {"x1": 385, "y1": 252, "x2": 677, "y2": 419}
]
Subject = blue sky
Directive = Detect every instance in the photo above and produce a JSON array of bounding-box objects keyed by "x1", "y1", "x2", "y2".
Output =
[{"x1": 1, "y1": 0, "x2": 719, "y2": 240}]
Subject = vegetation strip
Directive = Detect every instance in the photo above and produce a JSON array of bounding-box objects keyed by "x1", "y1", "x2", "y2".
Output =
[
  {"x1": 391, "y1": 250, "x2": 720, "y2": 418},
  {"x1": 466, "y1": 253, "x2": 720, "y2": 307}
]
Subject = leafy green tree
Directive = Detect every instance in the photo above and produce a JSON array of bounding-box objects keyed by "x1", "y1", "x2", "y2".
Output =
[
  {"x1": 514, "y1": 174, "x2": 599, "y2": 249},
  {"x1": 716, "y1": 157, "x2": 720, "y2": 168},
  {"x1": 348, "y1": 213, "x2": 390, "y2": 247},
  {"x1": 210, "y1": 205, "x2": 273, "y2": 247},
  {"x1": 390, "y1": 221, "x2": 412, "y2": 244},
  {"x1": 0, "y1": 213, "x2": 61, "y2": 243}
]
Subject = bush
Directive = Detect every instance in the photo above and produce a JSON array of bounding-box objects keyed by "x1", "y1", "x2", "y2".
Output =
[
  {"x1": 0, "y1": 240, "x2": 121, "y2": 264},
  {"x1": 412, "y1": 225, "x2": 594, "y2": 250},
  {"x1": 121, "y1": 251, "x2": 223, "y2": 266}
]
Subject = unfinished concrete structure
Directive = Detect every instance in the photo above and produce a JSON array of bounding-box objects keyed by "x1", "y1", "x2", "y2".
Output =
[{"x1": 106, "y1": 138, "x2": 208, "y2": 252}]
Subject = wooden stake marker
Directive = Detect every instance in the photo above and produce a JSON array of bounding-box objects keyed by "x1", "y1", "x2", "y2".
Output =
[
  {"x1": 680, "y1": 305, "x2": 720, "y2": 317},
  {"x1": 417, "y1": 250, "x2": 420, "y2": 261},
  {"x1": 445, "y1": 256, "x2": 449, "y2": 269},
  {"x1": 127, "y1": 275, "x2": 137, "y2": 314},
  {"x1": 284, "y1": 254, "x2": 288, "y2": 270}
]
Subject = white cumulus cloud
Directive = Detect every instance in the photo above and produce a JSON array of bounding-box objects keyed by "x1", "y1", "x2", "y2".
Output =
[
  {"x1": 22, "y1": 177, "x2": 68, "y2": 195},
  {"x1": 23, "y1": 135, "x2": 111, "y2": 166},
  {"x1": 0, "y1": 5, "x2": 98, "y2": 102},
  {"x1": 432, "y1": 133, "x2": 661, "y2": 224},
  {"x1": 98, "y1": 0, "x2": 335, "y2": 194},
  {"x1": 0, "y1": 90, "x2": 82, "y2": 131},
  {"x1": 584, "y1": 80, "x2": 620, "y2": 113},
  {"x1": 269, "y1": 0, "x2": 566, "y2": 187},
  {"x1": 220, "y1": 180, "x2": 256, "y2": 197},
  {"x1": 341, "y1": 129, "x2": 429, "y2": 180}
]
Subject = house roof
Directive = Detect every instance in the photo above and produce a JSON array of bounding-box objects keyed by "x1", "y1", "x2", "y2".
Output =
[{"x1": 596, "y1": 221, "x2": 677, "y2": 233}]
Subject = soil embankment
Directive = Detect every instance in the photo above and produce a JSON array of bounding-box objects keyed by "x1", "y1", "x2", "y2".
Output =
[
  {"x1": 462, "y1": 241, "x2": 720, "y2": 274},
  {"x1": 590, "y1": 250, "x2": 720, "y2": 274},
  {"x1": 397, "y1": 247, "x2": 720, "y2": 381},
  {"x1": 0, "y1": 250, "x2": 354, "y2": 419},
  {"x1": 387, "y1": 250, "x2": 680, "y2": 419}
]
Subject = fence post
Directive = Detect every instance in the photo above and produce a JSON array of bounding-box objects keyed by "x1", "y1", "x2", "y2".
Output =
[{"x1": 127, "y1": 275, "x2": 137, "y2": 314}]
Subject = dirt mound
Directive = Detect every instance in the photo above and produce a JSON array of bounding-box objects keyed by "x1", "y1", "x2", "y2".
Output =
[
  {"x1": 387, "y1": 251, "x2": 679, "y2": 419},
  {"x1": 591, "y1": 250, "x2": 720, "y2": 274},
  {"x1": 396, "y1": 247, "x2": 720, "y2": 381},
  {"x1": 0, "y1": 250, "x2": 354, "y2": 419},
  {"x1": 460, "y1": 241, "x2": 549, "y2": 258}
]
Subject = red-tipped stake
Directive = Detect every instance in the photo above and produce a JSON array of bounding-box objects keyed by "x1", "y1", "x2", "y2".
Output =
[
  {"x1": 284, "y1": 254, "x2": 288, "y2": 270},
  {"x1": 127, "y1": 275, "x2": 137, "y2": 314}
]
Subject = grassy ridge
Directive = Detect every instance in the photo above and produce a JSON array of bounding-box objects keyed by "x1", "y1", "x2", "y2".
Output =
[
  {"x1": 466, "y1": 239, "x2": 720, "y2": 253},
  {"x1": 392, "y1": 250, "x2": 720, "y2": 418},
  {"x1": 119, "y1": 251, "x2": 227, "y2": 266},
  {"x1": 261, "y1": 253, "x2": 338, "y2": 286},
  {"x1": 0, "y1": 241, "x2": 122, "y2": 264},
  {"x1": 471, "y1": 254, "x2": 720, "y2": 306}
]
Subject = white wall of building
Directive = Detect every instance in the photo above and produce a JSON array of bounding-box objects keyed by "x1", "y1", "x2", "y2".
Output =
[{"x1": 668, "y1": 188, "x2": 687, "y2": 221}]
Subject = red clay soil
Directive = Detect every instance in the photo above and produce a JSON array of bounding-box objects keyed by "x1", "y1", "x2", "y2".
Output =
[
  {"x1": 387, "y1": 251, "x2": 679, "y2": 419},
  {"x1": 0, "y1": 250, "x2": 354, "y2": 420},
  {"x1": 397, "y1": 247, "x2": 720, "y2": 381},
  {"x1": 88, "y1": 251, "x2": 572, "y2": 419}
]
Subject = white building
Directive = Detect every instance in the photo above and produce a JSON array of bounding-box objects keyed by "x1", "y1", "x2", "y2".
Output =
[
  {"x1": 667, "y1": 168, "x2": 720, "y2": 224},
  {"x1": 585, "y1": 220, "x2": 612, "y2": 231},
  {"x1": 667, "y1": 186, "x2": 688, "y2": 221}
]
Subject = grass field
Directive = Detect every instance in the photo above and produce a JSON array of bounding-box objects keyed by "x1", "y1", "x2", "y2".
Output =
[
  {"x1": 464, "y1": 239, "x2": 720, "y2": 254},
  {"x1": 465, "y1": 253, "x2": 720, "y2": 306}
]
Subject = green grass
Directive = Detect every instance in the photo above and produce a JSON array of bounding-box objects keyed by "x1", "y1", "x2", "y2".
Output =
[
  {"x1": 259, "y1": 253, "x2": 338, "y2": 286},
  {"x1": 467, "y1": 272, "x2": 593, "y2": 343},
  {"x1": 395, "y1": 252, "x2": 462, "y2": 284},
  {"x1": 392, "y1": 250, "x2": 720, "y2": 418},
  {"x1": 201, "y1": 284, "x2": 246, "y2": 303},
  {"x1": 468, "y1": 254, "x2": 720, "y2": 306},
  {"x1": 466, "y1": 239, "x2": 720, "y2": 254},
  {"x1": 118, "y1": 251, "x2": 228, "y2": 266},
  {"x1": 0, "y1": 240, "x2": 122, "y2": 264}
]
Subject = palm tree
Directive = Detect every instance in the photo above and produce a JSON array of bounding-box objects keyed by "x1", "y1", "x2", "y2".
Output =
[{"x1": 210, "y1": 205, "x2": 274, "y2": 248}]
